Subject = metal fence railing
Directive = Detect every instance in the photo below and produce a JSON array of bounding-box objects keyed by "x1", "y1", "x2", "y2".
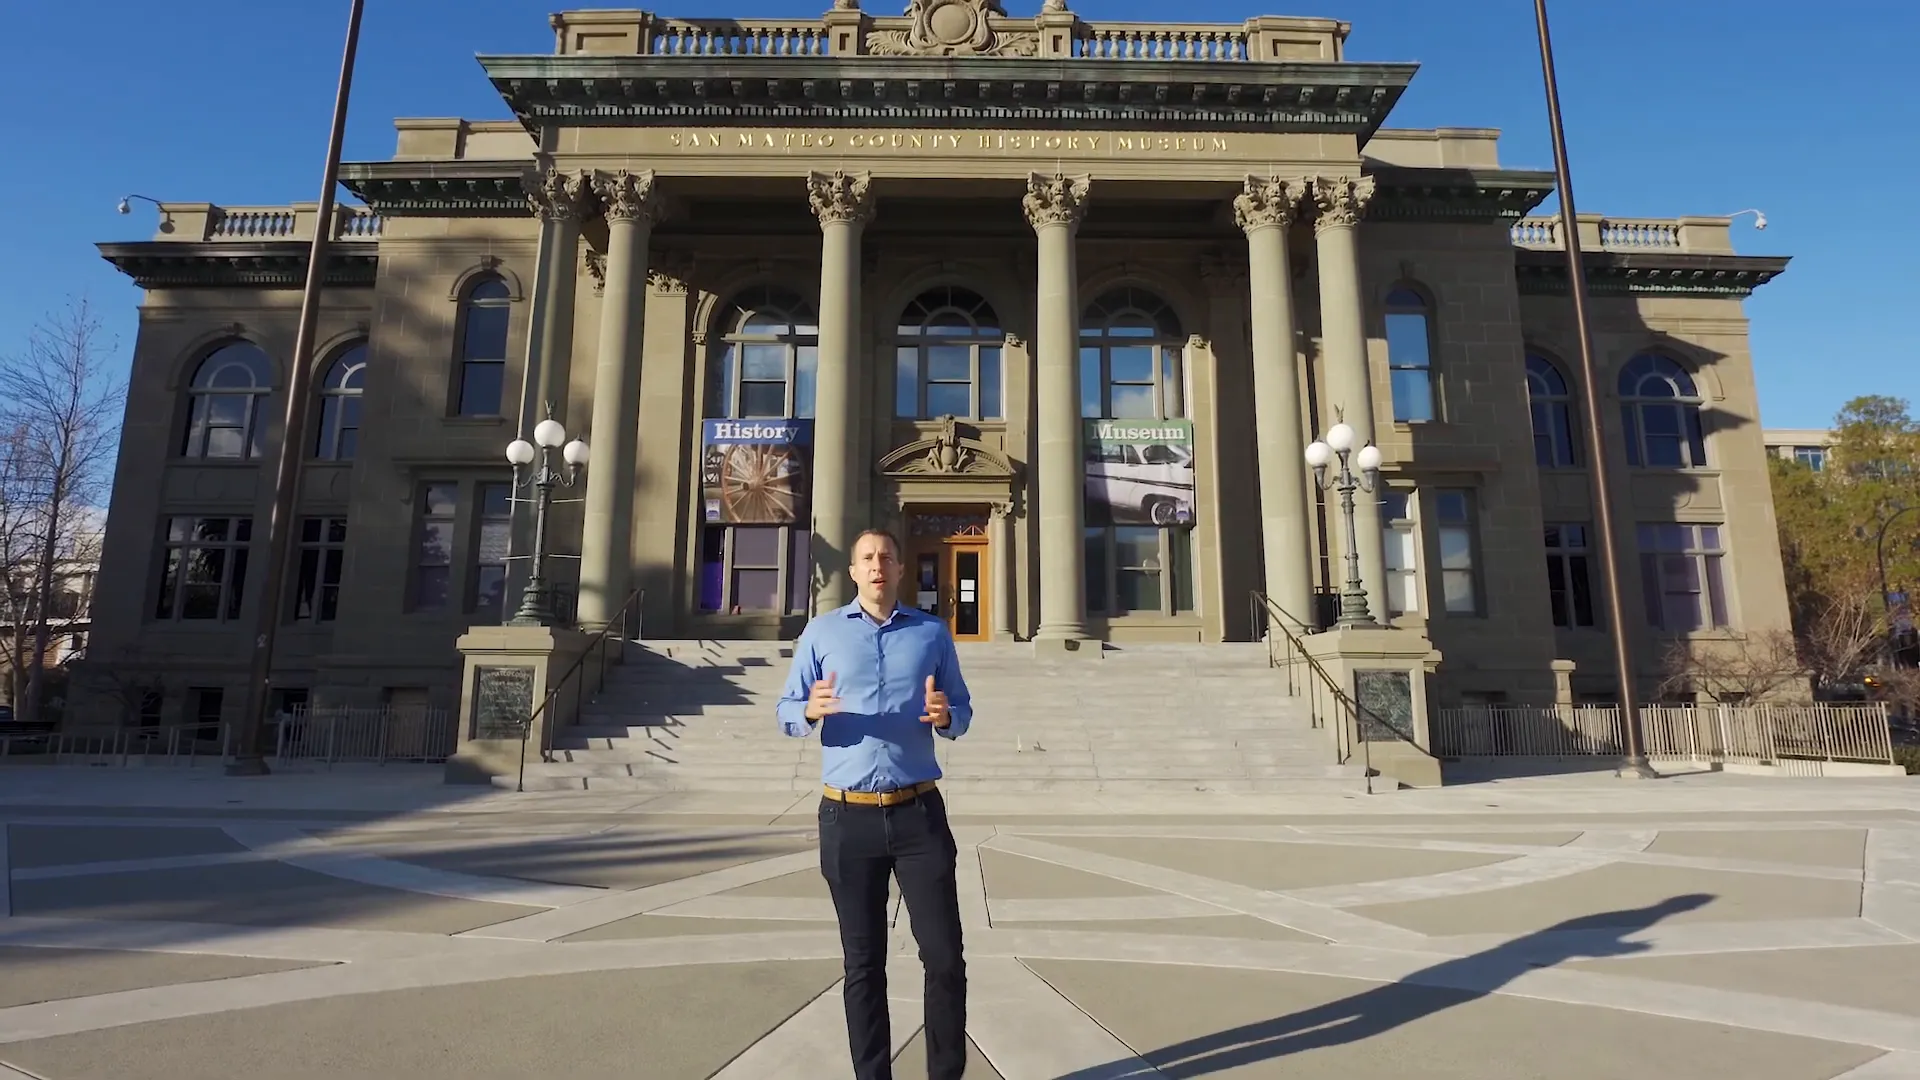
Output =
[
  {"x1": 1431, "y1": 703, "x2": 1896, "y2": 766},
  {"x1": 276, "y1": 705, "x2": 457, "y2": 766},
  {"x1": 0, "y1": 722, "x2": 232, "y2": 766}
]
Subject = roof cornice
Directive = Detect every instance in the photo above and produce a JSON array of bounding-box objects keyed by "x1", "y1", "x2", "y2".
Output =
[
  {"x1": 1367, "y1": 166, "x2": 1556, "y2": 223},
  {"x1": 338, "y1": 160, "x2": 530, "y2": 217},
  {"x1": 476, "y1": 54, "x2": 1417, "y2": 139},
  {"x1": 1514, "y1": 249, "x2": 1791, "y2": 298},
  {"x1": 97, "y1": 243, "x2": 379, "y2": 290}
]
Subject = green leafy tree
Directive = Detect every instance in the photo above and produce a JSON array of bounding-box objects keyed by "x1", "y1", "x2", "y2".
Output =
[{"x1": 1769, "y1": 395, "x2": 1920, "y2": 677}]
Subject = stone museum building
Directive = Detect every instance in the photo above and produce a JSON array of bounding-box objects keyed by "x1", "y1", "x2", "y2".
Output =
[{"x1": 79, "y1": 1, "x2": 1794, "y2": 730}]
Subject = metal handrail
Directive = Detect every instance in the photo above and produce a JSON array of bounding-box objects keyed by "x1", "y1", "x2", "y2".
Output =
[
  {"x1": 1248, "y1": 591, "x2": 1368, "y2": 779},
  {"x1": 515, "y1": 588, "x2": 644, "y2": 793}
]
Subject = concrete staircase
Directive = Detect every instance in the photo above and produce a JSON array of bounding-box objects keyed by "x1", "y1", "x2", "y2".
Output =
[{"x1": 513, "y1": 638, "x2": 1370, "y2": 794}]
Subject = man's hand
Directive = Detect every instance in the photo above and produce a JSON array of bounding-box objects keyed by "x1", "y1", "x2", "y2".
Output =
[
  {"x1": 920, "y1": 674, "x2": 951, "y2": 728},
  {"x1": 804, "y1": 672, "x2": 843, "y2": 722}
]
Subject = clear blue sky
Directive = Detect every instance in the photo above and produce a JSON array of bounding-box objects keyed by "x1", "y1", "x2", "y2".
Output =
[{"x1": 1, "y1": 0, "x2": 1912, "y2": 431}]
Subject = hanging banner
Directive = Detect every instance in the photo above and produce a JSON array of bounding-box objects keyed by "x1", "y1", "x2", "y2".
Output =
[
  {"x1": 1082, "y1": 419, "x2": 1196, "y2": 527},
  {"x1": 701, "y1": 419, "x2": 813, "y2": 525}
]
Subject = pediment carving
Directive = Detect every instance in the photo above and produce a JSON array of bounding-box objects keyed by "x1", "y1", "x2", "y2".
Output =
[
  {"x1": 867, "y1": 0, "x2": 1039, "y2": 56},
  {"x1": 877, "y1": 416, "x2": 1018, "y2": 479}
]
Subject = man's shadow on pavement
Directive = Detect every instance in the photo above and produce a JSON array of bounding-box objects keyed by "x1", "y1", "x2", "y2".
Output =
[{"x1": 1054, "y1": 893, "x2": 1715, "y2": 1079}]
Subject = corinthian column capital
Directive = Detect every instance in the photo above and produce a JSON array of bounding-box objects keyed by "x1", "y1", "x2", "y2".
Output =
[
  {"x1": 1310, "y1": 174, "x2": 1377, "y2": 234},
  {"x1": 807, "y1": 170, "x2": 876, "y2": 227},
  {"x1": 523, "y1": 167, "x2": 596, "y2": 223},
  {"x1": 1023, "y1": 172, "x2": 1092, "y2": 232},
  {"x1": 1233, "y1": 175, "x2": 1307, "y2": 234},
  {"x1": 594, "y1": 168, "x2": 663, "y2": 226}
]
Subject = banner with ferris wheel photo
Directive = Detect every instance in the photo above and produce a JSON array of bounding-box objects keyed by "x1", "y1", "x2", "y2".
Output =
[{"x1": 701, "y1": 419, "x2": 814, "y2": 525}]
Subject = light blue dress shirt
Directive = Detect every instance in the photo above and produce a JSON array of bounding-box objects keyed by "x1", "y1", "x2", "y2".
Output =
[{"x1": 776, "y1": 600, "x2": 973, "y2": 792}]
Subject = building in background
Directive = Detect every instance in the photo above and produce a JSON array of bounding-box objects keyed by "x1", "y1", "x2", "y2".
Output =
[
  {"x1": 1765, "y1": 428, "x2": 1834, "y2": 472},
  {"x1": 78, "y1": 1, "x2": 1794, "y2": 729}
]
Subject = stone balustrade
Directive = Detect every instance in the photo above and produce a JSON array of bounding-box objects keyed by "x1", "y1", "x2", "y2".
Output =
[
  {"x1": 1510, "y1": 214, "x2": 1737, "y2": 255},
  {"x1": 142, "y1": 202, "x2": 383, "y2": 244},
  {"x1": 551, "y1": 7, "x2": 1346, "y2": 62}
]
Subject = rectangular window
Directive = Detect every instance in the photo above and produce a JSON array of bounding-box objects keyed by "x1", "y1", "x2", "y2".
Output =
[
  {"x1": 293, "y1": 517, "x2": 347, "y2": 623},
  {"x1": 1792, "y1": 446, "x2": 1826, "y2": 471},
  {"x1": 1434, "y1": 489, "x2": 1478, "y2": 616},
  {"x1": 412, "y1": 482, "x2": 458, "y2": 611},
  {"x1": 1385, "y1": 303, "x2": 1435, "y2": 423},
  {"x1": 1381, "y1": 490, "x2": 1419, "y2": 616},
  {"x1": 1544, "y1": 523, "x2": 1597, "y2": 628},
  {"x1": 711, "y1": 342, "x2": 816, "y2": 420},
  {"x1": 474, "y1": 482, "x2": 512, "y2": 621},
  {"x1": 1637, "y1": 523, "x2": 1730, "y2": 632},
  {"x1": 698, "y1": 524, "x2": 808, "y2": 615},
  {"x1": 154, "y1": 516, "x2": 252, "y2": 622}
]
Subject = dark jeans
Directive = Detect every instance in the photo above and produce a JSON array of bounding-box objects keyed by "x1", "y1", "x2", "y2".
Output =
[{"x1": 818, "y1": 788, "x2": 967, "y2": 1080}]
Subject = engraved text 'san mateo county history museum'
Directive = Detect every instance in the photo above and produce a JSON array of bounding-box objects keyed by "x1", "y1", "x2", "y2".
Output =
[{"x1": 82, "y1": 0, "x2": 1795, "y2": 734}]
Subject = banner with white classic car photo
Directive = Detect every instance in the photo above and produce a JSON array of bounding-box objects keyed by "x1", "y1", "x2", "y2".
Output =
[{"x1": 1082, "y1": 419, "x2": 1196, "y2": 527}]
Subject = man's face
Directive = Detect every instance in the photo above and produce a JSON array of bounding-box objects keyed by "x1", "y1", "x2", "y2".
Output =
[{"x1": 850, "y1": 533, "x2": 903, "y2": 605}]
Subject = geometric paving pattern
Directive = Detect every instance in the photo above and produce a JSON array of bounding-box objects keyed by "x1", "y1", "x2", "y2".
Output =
[{"x1": 2, "y1": 785, "x2": 1920, "y2": 1077}]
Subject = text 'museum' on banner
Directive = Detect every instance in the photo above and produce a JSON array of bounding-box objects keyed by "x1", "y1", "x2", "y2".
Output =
[
  {"x1": 1083, "y1": 418, "x2": 1197, "y2": 528},
  {"x1": 702, "y1": 418, "x2": 814, "y2": 526}
]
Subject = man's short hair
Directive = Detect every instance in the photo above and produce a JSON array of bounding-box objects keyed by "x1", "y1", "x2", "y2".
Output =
[{"x1": 851, "y1": 527, "x2": 903, "y2": 560}]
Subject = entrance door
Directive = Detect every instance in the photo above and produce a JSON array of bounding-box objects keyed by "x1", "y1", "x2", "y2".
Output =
[{"x1": 906, "y1": 510, "x2": 991, "y2": 642}]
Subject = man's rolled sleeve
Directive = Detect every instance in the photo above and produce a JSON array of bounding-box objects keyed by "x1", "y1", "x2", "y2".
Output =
[
  {"x1": 776, "y1": 628, "x2": 821, "y2": 738},
  {"x1": 934, "y1": 631, "x2": 972, "y2": 740}
]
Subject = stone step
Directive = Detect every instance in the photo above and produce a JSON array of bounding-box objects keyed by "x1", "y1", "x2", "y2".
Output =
[{"x1": 499, "y1": 773, "x2": 1371, "y2": 795}]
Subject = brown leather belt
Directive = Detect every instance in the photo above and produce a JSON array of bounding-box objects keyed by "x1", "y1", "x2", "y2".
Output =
[{"x1": 823, "y1": 780, "x2": 938, "y2": 807}]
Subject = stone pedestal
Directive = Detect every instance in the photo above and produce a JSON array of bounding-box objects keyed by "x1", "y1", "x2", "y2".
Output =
[
  {"x1": 445, "y1": 624, "x2": 596, "y2": 785},
  {"x1": 1551, "y1": 659, "x2": 1577, "y2": 707},
  {"x1": 1300, "y1": 625, "x2": 1443, "y2": 788}
]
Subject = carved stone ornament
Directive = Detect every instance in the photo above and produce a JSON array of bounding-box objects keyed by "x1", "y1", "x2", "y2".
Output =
[
  {"x1": 807, "y1": 170, "x2": 877, "y2": 227},
  {"x1": 647, "y1": 269, "x2": 689, "y2": 295},
  {"x1": 1233, "y1": 175, "x2": 1306, "y2": 234},
  {"x1": 1022, "y1": 172, "x2": 1091, "y2": 232},
  {"x1": 1311, "y1": 174, "x2": 1377, "y2": 233},
  {"x1": 868, "y1": 0, "x2": 1036, "y2": 56},
  {"x1": 523, "y1": 167, "x2": 596, "y2": 223},
  {"x1": 876, "y1": 421, "x2": 1018, "y2": 480},
  {"x1": 584, "y1": 250, "x2": 607, "y2": 295},
  {"x1": 594, "y1": 168, "x2": 663, "y2": 226}
]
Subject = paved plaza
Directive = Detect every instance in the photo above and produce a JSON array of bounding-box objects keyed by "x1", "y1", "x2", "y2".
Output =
[{"x1": 1, "y1": 766, "x2": 1919, "y2": 1078}]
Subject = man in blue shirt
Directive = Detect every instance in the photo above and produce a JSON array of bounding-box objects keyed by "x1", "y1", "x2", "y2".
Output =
[{"x1": 777, "y1": 527, "x2": 973, "y2": 1080}]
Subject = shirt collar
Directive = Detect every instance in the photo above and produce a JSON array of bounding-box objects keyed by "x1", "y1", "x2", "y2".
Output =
[{"x1": 839, "y1": 599, "x2": 915, "y2": 626}]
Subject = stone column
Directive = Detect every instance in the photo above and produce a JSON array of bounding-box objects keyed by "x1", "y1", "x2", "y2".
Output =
[
  {"x1": 1311, "y1": 175, "x2": 1386, "y2": 623},
  {"x1": 508, "y1": 167, "x2": 594, "y2": 622},
  {"x1": 519, "y1": 167, "x2": 595, "y2": 429},
  {"x1": 577, "y1": 170, "x2": 661, "y2": 628},
  {"x1": 1234, "y1": 175, "x2": 1314, "y2": 632},
  {"x1": 1024, "y1": 172, "x2": 1092, "y2": 649},
  {"x1": 989, "y1": 502, "x2": 1015, "y2": 640},
  {"x1": 807, "y1": 170, "x2": 876, "y2": 613}
]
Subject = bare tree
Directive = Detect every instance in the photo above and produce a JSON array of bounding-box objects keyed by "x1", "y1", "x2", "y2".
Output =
[
  {"x1": 1797, "y1": 592, "x2": 1887, "y2": 695},
  {"x1": 1657, "y1": 630, "x2": 1811, "y2": 705},
  {"x1": 0, "y1": 299, "x2": 125, "y2": 725}
]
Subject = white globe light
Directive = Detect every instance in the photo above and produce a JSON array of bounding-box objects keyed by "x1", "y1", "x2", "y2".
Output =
[
  {"x1": 533, "y1": 418, "x2": 567, "y2": 448},
  {"x1": 1304, "y1": 441, "x2": 1332, "y2": 468},
  {"x1": 562, "y1": 439, "x2": 590, "y2": 467},
  {"x1": 1355, "y1": 444, "x2": 1383, "y2": 472},
  {"x1": 505, "y1": 439, "x2": 536, "y2": 466},
  {"x1": 1325, "y1": 423, "x2": 1355, "y2": 452}
]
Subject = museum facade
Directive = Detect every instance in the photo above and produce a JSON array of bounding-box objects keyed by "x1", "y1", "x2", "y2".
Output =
[{"x1": 81, "y1": 2, "x2": 1794, "y2": 727}]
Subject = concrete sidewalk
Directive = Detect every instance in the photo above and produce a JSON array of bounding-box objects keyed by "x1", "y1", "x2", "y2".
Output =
[{"x1": 0, "y1": 767, "x2": 1917, "y2": 1078}]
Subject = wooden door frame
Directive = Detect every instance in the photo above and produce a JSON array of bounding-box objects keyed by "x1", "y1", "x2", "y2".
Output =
[{"x1": 903, "y1": 504, "x2": 994, "y2": 641}]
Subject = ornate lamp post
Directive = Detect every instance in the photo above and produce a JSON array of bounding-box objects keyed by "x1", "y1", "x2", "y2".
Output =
[
  {"x1": 505, "y1": 416, "x2": 589, "y2": 627},
  {"x1": 1305, "y1": 421, "x2": 1383, "y2": 630}
]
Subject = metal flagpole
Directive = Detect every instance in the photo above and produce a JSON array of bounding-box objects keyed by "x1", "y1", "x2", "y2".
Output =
[
  {"x1": 1533, "y1": 0, "x2": 1656, "y2": 777},
  {"x1": 229, "y1": 0, "x2": 368, "y2": 775}
]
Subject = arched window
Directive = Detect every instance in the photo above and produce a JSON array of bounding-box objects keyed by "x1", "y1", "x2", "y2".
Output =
[
  {"x1": 894, "y1": 286, "x2": 1003, "y2": 420},
  {"x1": 1080, "y1": 287, "x2": 1185, "y2": 420},
  {"x1": 1618, "y1": 354, "x2": 1706, "y2": 468},
  {"x1": 314, "y1": 341, "x2": 366, "y2": 461},
  {"x1": 181, "y1": 341, "x2": 273, "y2": 459},
  {"x1": 708, "y1": 286, "x2": 818, "y2": 419},
  {"x1": 698, "y1": 285, "x2": 819, "y2": 617},
  {"x1": 1384, "y1": 287, "x2": 1436, "y2": 423},
  {"x1": 455, "y1": 275, "x2": 511, "y2": 417},
  {"x1": 1526, "y1": 354, "x2": 1577, "y2": 468},
  {"x1": 1078, "y1": 287, "x2": 1193, "y2": 618}
]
